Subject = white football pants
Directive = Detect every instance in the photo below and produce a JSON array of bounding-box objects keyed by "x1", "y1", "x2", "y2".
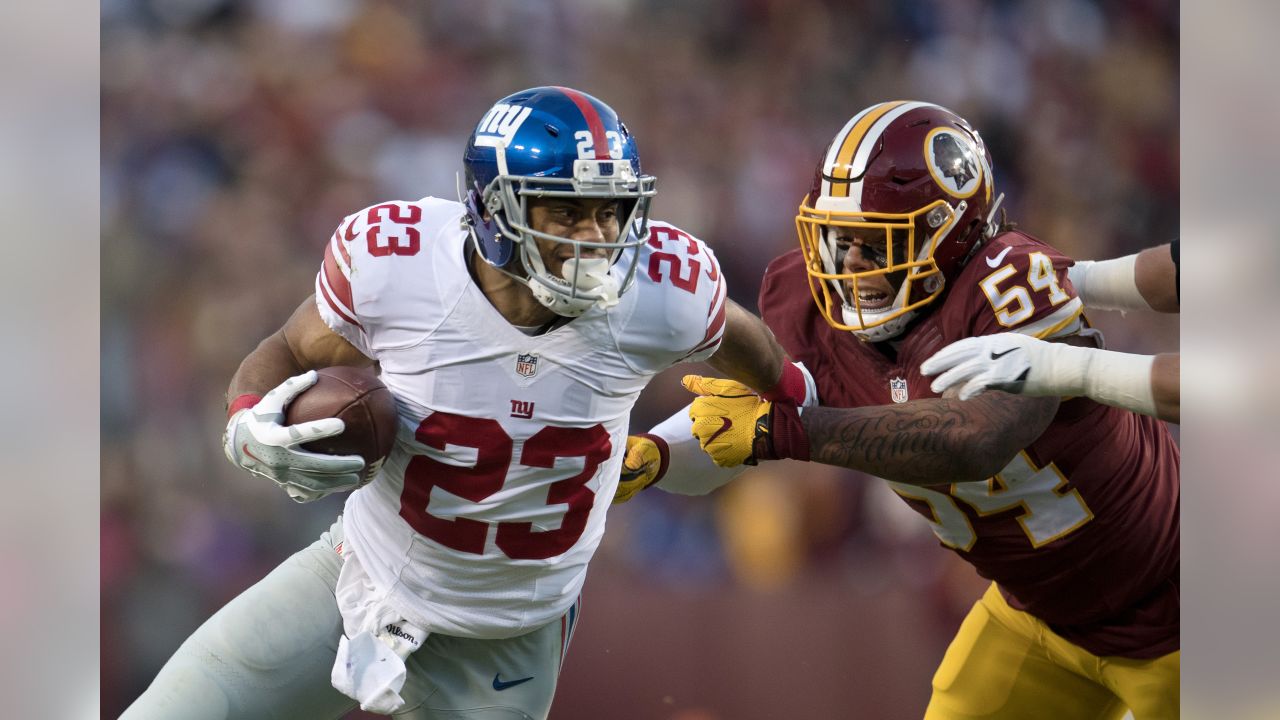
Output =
[{"x1": 120, "y1": 517, "x2": 579, "y2": 719}]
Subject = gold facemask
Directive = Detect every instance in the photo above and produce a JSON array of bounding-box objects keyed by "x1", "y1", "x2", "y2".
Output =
[{"x1": 795, "y1": 197, "x2": 960, "y2": 337}]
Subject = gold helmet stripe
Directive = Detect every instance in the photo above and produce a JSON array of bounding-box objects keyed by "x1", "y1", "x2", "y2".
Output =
[
  {"x1": 820, "y1": 104, "x2": 880, "y2": 198},
  {"x1": 827, "y1": 101, "x2": 906, "y2": 198}
]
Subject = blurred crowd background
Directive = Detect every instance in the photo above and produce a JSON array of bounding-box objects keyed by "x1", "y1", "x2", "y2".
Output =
[{"x1": 100, "y1": 0, "x2": 1178, "y2": 717}]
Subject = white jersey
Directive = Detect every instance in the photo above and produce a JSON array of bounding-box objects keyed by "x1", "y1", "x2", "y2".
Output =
[{"x1": 314, "y1": 197, "x2": 726, "y2": 639}]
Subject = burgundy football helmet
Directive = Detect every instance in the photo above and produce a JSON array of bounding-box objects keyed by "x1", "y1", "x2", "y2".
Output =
[{"x1": 796, "y1": 101, "x2": 1001, "y2": 341}]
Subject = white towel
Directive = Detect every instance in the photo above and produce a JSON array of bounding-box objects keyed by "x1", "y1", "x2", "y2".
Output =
[{"x1": 330, "y1": 545, "x2": 427, "y2": 714}]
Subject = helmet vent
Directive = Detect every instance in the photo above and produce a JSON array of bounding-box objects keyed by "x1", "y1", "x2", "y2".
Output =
[
  {"x1": 544, "y1": 124, "x2": 560, "y2": 137},
  {"x1": 891, "y1": 175, "x2": 914, "y2": 185},
  {"x1": 907, "y1": 118, "x2": 931, "y2": 128}
]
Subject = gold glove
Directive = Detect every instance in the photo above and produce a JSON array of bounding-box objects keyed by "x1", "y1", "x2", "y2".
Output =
[
  {"x1": 613, "y1": 434, "x2": 668, "y2": 504},
  {"x1": 683, "y1": 375, "x2": 773, "y2": 467}
]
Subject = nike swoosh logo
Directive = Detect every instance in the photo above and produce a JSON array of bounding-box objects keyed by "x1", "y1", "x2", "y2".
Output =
[
  {"x1": 985, "y1": 246, "x2": 1013, "y2": 268},
  {"x1": 990, "y1": 348, "x2": 1018, "y2": 360},
  {"x1": 705, "y1": 417, "x2": 733, "y2": 445},
  {"x1": 241, "y1": 444, "x2": 265, "y2": 465},
  {"x1": 620, "y1": 461, "x2": 655, "y2": 483},
  {"x1": 492, "y1": 674, "x2": 535, "y2": 691}
]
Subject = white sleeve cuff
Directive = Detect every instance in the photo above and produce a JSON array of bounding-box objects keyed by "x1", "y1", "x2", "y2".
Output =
[
  {"x1": 1067, "y1": 255, "x2": 1149, "y2": 312},
  {"x1": 646, "y1": 405, "x2": 747, "y2": 495},
  {"x1": 1032, "y1": 343, "x2": 1157, "y2": 418}
]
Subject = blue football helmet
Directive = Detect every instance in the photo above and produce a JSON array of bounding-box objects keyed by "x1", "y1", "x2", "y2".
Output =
[{"x1": 462, "y1": 86, "x2": 657, "y2": 317}]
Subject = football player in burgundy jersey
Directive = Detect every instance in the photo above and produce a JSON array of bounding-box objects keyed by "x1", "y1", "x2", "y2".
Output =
[
  {"x1": 121, "y1": 87, "x2": 814, "y2": 720},
  {"x1": 680, "y1": 102, "x2": 1179, "y2": 719}
]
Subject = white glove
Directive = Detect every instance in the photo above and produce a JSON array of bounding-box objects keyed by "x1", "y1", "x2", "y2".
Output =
[
  {"x1": 223, "y1": 370, "x2": 366, "y2": 502},
  {"x1": 920, "y1": 333, "x2": 1053, "y2": 401},
  {"x1": 922, "y1": 333, "x2": 1158, "y2": 416}
]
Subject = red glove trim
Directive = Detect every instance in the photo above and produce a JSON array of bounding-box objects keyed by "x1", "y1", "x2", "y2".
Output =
[
  {"x1": 761, "y1": 362, "x2": 807, "y2": 405},
  {"x1": 635, "y1": 433, "x2": 670, "y2": 484},
  {"x1": 768, "y1": 404, "x2": 810, "y2": 462},
  {"x1": 227, "y1": 393, "x2": 263, "y2": 419}
]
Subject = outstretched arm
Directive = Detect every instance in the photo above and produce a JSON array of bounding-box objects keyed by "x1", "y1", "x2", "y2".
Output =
[
  {"x1": 682, "y1": 372, "x2": 1058, "y2": 487},
  {"x1": 615, "y1": 299, "x2": 815, "y2": 504},
  {"x1": 705, "y1": 299, "x2": 790, "y2": 394},
  {"x1": 1068, "y1": 241, "x2": 1179, "y2": 314},
  {"x1": 1151, "y1": 352, "x2": 1179, "y2": 423},
  {"x1": 1134, "y1": 243, "x2": 1179, "y2": 313},
  {"x1": 920, "y1": 333, "x2": 1179, "y2": 424},
  {"x1": 801, "y1": 393, "x2": 1058, "y2": 485}
]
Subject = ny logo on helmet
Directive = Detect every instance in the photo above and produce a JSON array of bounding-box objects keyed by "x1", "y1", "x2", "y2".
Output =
[{"x1": 475, "y1": 103, "x2": 533, "y2": 147}]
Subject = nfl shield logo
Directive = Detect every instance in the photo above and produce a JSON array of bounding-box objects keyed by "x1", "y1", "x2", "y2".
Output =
[
  {"x1": 890, "y1": 377, "x2": 909, "y2": 403},
  {"x1": 515, "y1": 353, "x2": 538, "y2": 378}
]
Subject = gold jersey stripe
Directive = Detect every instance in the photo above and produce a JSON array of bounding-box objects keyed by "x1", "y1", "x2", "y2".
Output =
[{"x1": 1008, "y1": 298, "x2": 1085, "y2": 340}]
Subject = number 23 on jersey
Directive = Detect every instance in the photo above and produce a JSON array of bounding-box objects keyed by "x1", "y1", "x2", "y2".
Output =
[{"x1": 399, "y1": 412, "x2": 612, "y2": 561}]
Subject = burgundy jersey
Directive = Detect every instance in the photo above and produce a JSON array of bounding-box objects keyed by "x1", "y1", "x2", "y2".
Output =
[{"x1": 761, "y1": 231, "x2": 1179, "y2": 659}]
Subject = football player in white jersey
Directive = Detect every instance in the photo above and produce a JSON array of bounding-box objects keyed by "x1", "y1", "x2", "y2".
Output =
[{"x1": 122, "y1": 86, "x2": 814, "y2": 719}]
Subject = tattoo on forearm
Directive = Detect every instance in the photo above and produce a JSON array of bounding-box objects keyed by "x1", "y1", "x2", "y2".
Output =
[{"x1": 802, "y1": 394, "x2": 1056, "y2": 485}]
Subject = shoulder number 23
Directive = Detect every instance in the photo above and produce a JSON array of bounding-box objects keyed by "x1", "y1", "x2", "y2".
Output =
[
  {"x1": 979, "y1": 252, "x2": 1069, "y2": 326},
  {"x1": 647, "y1": 226, "x2": 717, "y2": 295}
]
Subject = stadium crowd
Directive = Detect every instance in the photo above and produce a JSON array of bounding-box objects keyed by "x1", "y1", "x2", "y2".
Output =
[{"x1": 101, "y1": 0, "x2": 1177, "y2": 716}]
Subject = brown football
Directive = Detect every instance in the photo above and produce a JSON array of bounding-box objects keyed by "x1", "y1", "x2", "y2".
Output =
[{"x1": 284, "y1": 366, "x2": 399, "y2": 484}]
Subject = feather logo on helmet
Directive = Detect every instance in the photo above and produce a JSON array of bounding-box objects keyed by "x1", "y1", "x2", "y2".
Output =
[{"x1": 925, "y1": 128, "x2": 983, "y2": 199}]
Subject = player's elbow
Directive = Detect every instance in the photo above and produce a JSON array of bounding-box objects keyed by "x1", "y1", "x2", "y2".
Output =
[
  {"x1": 957, "y1": 443, "x2": 1021, "y2": 483},
  {"x1": 956, "y1": 395, "x2": 1058, "y2": 482}
]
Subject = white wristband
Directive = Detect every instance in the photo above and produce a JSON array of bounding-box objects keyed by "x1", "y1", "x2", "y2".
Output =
[
  {"x1": 647, "y1": 405, "x2": 747, "y2": 495},
  {"x1": 1068, "y1": 255, "x2": 1149, "y2": 312},
  {"x1": 1031, "y1": 343, "x2": 1157, "y2": 417}
]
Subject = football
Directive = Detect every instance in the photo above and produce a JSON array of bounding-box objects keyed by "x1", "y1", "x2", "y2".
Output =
[{"x1": 285, "y1": 366, "x2": 399, "y2": 483}]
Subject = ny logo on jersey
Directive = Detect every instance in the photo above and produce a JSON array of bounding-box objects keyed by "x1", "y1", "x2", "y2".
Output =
[
  {"x1": 510, "y1": 400, "x2": 535, "y2": 419},
  {"x1": 515, "y1": 353, "x2": 538, "y2": 378},
  {"x1": 890, "y1": 377, "x2": 909, "y2": 403}
]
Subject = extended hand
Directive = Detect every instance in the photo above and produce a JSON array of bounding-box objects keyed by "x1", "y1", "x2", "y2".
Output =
[
  {"x1": 223, "y1": 370, "x2": 367, "y2": 502},
  {"x1": 686, "y1": 371, "x2": 783, "y2": 468},
  {"x1": 921, "y1": 333, "x2": 1048, "y2": 400},
  {"x1": 613, "y1": 434, "x2": 669, "y2": 504}
]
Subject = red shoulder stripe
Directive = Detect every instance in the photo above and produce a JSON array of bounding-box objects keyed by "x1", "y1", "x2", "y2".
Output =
[
  {"x1": 685, "y1": 278, "x2": 727, "y2": 357},
  {"x1": 323, "y1": 235, "x2": 356, "y2": 313},
  {"x1": 317, "y1": 274, "x2": 361, "y2": 328}
]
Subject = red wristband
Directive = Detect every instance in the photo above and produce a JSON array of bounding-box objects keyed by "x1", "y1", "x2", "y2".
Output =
[
  {"x1": 761, "y1": 362, "x2": 807, "y2": 406},
  {"x1": 768, "y1": 403, "x2": 810, "y2": 462},
  {"x1": 635, "y1": 433, "x2": 670, "y2": 484},
  {"x1": 227, "y1": 393, "x2": 263, "y2": 419}
]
